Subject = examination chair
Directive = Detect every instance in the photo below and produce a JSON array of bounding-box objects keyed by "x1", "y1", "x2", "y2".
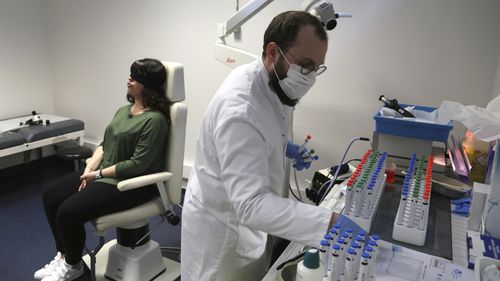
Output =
[{"x1": 84, "y1": 61, "x2": 187, "y2": 281}]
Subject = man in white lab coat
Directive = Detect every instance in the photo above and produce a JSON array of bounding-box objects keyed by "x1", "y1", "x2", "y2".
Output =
[{"x1": 181, "y1": 11, "x2": 338, "y2": 280}]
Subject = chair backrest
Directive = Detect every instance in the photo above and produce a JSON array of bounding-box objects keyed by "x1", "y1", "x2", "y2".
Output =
[{"x1": 161, "y1": 62, "x2": 187, "y2": 206}]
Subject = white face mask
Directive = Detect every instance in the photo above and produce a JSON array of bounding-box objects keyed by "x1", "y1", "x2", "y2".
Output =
[{"x1": 273, "y1": 48, "x2": 317, "y2": 100}]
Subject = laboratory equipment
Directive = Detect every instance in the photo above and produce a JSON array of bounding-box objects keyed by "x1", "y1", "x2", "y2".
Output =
[
  {"x1": 307, "y1": 164, "x2": 350, "y2": 204},
  {"x1": 431, "y1": 172, "x2": 471, "y2": 199},
  {"x1": 378, "y1": 95, "x2": 415, "y2": 118},
  {"x1": 19, "y1": 110, "x2": 51, "y2": 126},
  {"x1": 392, "y1": 154, "x2": 433, "y2": 246},
  {"x1": 372, "y1": 103, "x2": 453, "y2": 173},
  {"x1": 317, "y1": 137, "x2": 371, "y2": 205},
  {"x1": 343, "y1": 149, "x2": 387, "y2": 232},
  {"x1": 306, "y1": 1, "x2": 351, "y2": 30}
]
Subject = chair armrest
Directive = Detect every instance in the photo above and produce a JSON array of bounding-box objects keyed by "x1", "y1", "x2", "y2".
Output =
[{"x1": 117, "y1": 172, "x2": 173, "y2": 192}]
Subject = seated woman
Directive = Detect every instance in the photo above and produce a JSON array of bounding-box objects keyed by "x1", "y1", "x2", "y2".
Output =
[{"x1": 35, "y1": 58, "x2": 170, "y2": 281}]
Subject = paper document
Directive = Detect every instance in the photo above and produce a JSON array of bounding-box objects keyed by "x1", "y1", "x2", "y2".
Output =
[{"x1": 374, "y1": 241, "x2": 474, "y2": 281}]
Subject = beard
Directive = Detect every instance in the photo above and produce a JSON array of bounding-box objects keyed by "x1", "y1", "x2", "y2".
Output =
[{"x1": 268, "y1": 56, "x2": 298, "y2": 107}]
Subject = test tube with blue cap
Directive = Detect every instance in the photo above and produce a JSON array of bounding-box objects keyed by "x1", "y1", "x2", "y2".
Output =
[
  {"x1": 362, "y1": 183, "x2": 375, "y2": 219},
  {"x1": 351, "y1": 241, "x2": 363, "y2": 277},
  {"x1": 345, "y1": 229, "x2": 353, "y2": 241},
  {"x1": 329, "y1": 243, "x2": 341, "y2": 281},
  {"x1": 368, "y1": 239, "x2": 379, "y2": 269},
  {"x1": 357, "y1": 252, "x2": 372, "y2": 281},
  {"x1": 341, "y1": 231, "x2": 351, "y2": 246},
  {"x1": 335, "y1": 237, "x2": 346, "y2": 276},
  {"x1": 396, "y1": 190, "x2": 408, "y2": 225},
  {"x1": 344, "y1": 247, "x2": 357, "y2": 281},
  {"x1": 369, "y1": 236, "x2": 380, "y2": 265},
  {"x1": 370, "y1": 234, "x2": 380, "y2": 243},
  {"x1": 328, "y1": 230, "x2": 338, "y2": 271},
  {"x1": 331, "y1": 223, "x2": 341, "y2": 238},
  {"x1": 356, "y1": 231, "x2": 366, "y2": 243},
  {"x1": 324, "y1": 233, "x2": 333, "y2": 272},
  {"x1": 320, "y1": 239, "x2": 330, "y2": 277},
  {"x1": 363, "y1": 246, "x2": 375, "y2": 278}
]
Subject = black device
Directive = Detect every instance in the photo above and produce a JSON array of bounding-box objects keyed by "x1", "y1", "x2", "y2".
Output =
[
  {"x1": 19, "y1": 111, "x2": 50, "y2": 126},
  {"x1": 379, "y1": 95, "x2": 415, "y2": 118},
  {"x1": 306, "y1": 163, "x2": 350, "y2": 204}
]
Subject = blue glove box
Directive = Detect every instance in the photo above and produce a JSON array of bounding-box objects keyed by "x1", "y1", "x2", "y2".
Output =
[{"x1": 373, "y1": 104, "x2": 453, "y2": 142}]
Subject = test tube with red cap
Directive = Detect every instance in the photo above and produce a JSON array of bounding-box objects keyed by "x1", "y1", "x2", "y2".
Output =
[{"x1": 298, "y1": 134, "x2": 312, "y2": 154}]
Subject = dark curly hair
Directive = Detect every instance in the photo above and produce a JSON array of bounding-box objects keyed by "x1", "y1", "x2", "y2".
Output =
[{"x1": 127, "y1": 58, "x2": 171, "y2": 124}]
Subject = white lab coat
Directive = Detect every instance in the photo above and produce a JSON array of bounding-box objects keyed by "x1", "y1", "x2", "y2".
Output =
[{"x1": 181, "y1": 60, "x2": 332, "y2": 281}]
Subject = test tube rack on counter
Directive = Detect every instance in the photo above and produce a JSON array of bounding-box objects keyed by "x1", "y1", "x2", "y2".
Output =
[
  {"x1": 392, "y1": 154, "x2": 433, "y2": 246},
  {"x1": 342, "y1": 150, "x2": 387, "y2": 232},
  {"x1": 315, "y1": 228, "x2": 381, "y2": 281}
]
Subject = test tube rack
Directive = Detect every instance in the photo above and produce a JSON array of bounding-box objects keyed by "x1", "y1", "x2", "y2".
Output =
[
  {"x1": 392, "y1": 154, "x2": 433, "y2": 246},
  {"x1": 343, "y1": 150, "x2": 387, "y2": 232}
]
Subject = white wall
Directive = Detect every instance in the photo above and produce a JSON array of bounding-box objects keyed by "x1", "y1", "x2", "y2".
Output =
[
  {"x1": 44, "y1": 0, "x2": 500, "y2": 186},
  {"x1": 0, "y1": 0, "x2": 53, "y2": 120}
]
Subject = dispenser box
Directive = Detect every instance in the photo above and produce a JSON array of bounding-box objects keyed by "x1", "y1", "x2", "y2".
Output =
[
  {"x1": 373, "y1": 104, "x2": 453, "y2": 142},
  {"x1": 466, "y1": 231, "x2": 500, "y2": 269}
]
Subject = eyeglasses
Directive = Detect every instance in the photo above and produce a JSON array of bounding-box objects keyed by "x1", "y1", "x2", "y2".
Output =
[{"x1": 278, "y1": 46, "x2": 327, "y2": 76}]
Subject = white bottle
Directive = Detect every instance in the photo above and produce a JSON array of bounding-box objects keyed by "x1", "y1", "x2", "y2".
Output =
[{"x1": 296, "y1": 248, "x2": 324, "y2": 281}]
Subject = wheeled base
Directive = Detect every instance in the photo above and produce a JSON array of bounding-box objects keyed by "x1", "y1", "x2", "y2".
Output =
[{"x1": 105, "y1": 240, "x2": 165, "y2": 281}]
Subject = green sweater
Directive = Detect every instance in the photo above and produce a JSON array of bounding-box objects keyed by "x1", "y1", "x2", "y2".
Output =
[{"x1": 97, "y1": 104, "x2": 168, "y2": 185}]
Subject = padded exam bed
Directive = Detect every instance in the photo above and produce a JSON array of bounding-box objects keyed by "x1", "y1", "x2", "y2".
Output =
[{"x1": 0, "y1": 114, "x2": 84, "y2": 158}]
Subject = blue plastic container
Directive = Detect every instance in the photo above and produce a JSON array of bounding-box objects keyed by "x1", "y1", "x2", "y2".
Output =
[{"x1": 373, "y1": 104, "x2": 453, "y2": 142}]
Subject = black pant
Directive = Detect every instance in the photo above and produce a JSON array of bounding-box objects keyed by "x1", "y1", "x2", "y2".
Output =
[{"x1": 42, "y1": 170, "x2": 159, "y2": 264}]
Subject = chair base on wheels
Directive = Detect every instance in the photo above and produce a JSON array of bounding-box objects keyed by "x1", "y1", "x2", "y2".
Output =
[
  {"x1": 105, "y1": 241, "x2": 165, "y2": 281},
  {"x1": 83, "y1": 240, "x2": 180, "y2": 281}
]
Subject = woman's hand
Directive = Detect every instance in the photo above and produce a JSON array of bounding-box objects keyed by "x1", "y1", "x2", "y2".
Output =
[
  {"x1": 78, "y1": 171, "x2": 98, "y2": 191},
  {"x1": 78, "y1": 179, "x2": 87, "y2": 191}
]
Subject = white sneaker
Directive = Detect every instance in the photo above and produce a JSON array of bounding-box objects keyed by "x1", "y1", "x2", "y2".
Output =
[
  {"x1": 41, "y1": 261, "x2": 84, "y2": 281},
  {"x1": 34, "y1": 252, "x2": 64, "y2": 279}
]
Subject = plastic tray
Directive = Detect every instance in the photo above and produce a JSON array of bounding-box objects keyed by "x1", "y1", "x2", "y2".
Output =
[{"x1": 374, "y1": 104, "x2": 453, "y2": 142}]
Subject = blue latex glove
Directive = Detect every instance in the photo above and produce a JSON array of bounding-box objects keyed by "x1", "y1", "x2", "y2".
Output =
[{"x1": 286, "y1": 140, "x2": 318, "y2": 171}]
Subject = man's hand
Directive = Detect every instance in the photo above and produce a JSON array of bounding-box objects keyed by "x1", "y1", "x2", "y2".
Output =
[{"x1": 285, "y1": 140, "x2": 318, "y2": 171}]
